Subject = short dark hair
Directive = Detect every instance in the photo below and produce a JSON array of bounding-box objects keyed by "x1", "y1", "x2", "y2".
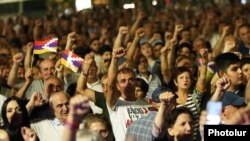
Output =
[
  {"x1": 241, "y1": 56, "x2": 250, "y2": 68},
  {"x1": 172, "y1": 67, "x2": 194, "y2": 92},
  {"x1": 98, "y1": 45, "x2": 112, "y2": 55},
  {"x1": 134, "y1": 54, "x2": 147, "y2": 69},
  {"x1": 74, "y1": 47, "x2": 91, "y2": 59},
  {"x1": 175, "y1": 43, "x2": 193, "y2": 56},
  {"x1": 90, "y1": 37, "x2": 100, "y2": 45},
  {"x1": 166, "y1": 107, "x2": 194, "y2": 127},
  {"x1": 215, "y1": 53, "x2": 240, "y2": 73},
  {"x1": 173, "y1": 67, "x2": 193, "y2": 82},
  {"x1": 117, "y1": 68, "x2": 135, "y2": 77},
  {"x1": 136, "y1": 78, "x2": 149, "y2": 94},
  {"x1": 116, "y1": 68, "x2": 136, "y2": 84},
  {"x1": 238, "y1": 24, "x2": 250, "y2": 34}
]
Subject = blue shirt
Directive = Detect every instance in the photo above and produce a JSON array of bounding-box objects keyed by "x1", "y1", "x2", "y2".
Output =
[{"x1": 239, "y1": 41, "x2": 250, "y2": 55}]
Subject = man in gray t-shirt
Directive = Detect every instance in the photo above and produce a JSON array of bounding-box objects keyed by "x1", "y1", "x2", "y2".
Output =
[{"x1": 25, "y1": 59, "x2": 56, "y2": 99}]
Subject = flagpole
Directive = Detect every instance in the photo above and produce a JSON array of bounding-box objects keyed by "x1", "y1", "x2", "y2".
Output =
[{"x1": 30, "y1": 53, "x2": 34, "y2": 68}]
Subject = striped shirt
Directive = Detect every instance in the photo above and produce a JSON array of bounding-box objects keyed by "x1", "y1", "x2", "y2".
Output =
[{"x1": 176, "y1": 88, "x2": 203, "y2": 141}]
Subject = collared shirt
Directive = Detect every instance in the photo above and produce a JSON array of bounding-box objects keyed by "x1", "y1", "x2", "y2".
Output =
[
  {"x1": 126, "y1": 111, "x2": 157, "y2": 141},
  {"x1": 51, "y1": 118, "x2": 62, "y2": 126},
  {"x1": 176, "y1": 88, "x2": 203, "y2": 141},
  {"x1": 31, "y1": 118, "x2": 64, "y2": 141},
  {"x1": 25, "y1": 79, "x2": 45, "y2": 99},
  {"x1": 136, "y1": 73, "x2": 162, "y2": 99},
  {"x1": 239, "y1": 41, "x2": 250, "y2": 55},
  {"x1": 87, "y1": 80, "x2": 103, "y2": 93}
]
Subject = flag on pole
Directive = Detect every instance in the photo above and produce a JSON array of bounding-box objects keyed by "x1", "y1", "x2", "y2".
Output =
[
  {"x1": 33, "y1": 38, "x2": 58, "y2": 54},
  {"x1": 61, "y1": 49, "x2": 84, "y2": 72}
]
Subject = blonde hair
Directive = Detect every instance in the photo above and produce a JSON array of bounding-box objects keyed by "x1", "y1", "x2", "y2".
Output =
[{"x1": 77, "y1": 129, "x2": 101, "y2": 141}]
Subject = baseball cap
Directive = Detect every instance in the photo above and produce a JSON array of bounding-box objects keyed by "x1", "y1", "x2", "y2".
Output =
[
  {"x1": 151, "y1": 87, "x2": 173, "y2": 103},
  {"x1": 151, "y1": 39, "x2": 164, "y2": 47},
  {"x1": 221, "y1": 92, "x2": 246, "y2": 107}
]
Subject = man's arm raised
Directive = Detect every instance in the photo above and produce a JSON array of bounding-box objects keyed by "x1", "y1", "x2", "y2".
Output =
[
  {"x1": 76, "y1": 53, "x2": 96, "y2": 102},
  {"x1": 107, "y1": 48, "x2": 126, "y2": 109}
]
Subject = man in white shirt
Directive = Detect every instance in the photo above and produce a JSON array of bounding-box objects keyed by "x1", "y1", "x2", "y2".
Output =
[
  {"x1": 107, "y1": 47, "x2": 150, "y2": 141},
  {"x1": 31, "y1": 91, "x2": 70, "y2": 141}
]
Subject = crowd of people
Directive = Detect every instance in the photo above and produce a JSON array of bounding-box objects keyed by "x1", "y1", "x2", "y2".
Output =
[{"x1": 0, "y1": 1, "x2": 250, "y2": 141}]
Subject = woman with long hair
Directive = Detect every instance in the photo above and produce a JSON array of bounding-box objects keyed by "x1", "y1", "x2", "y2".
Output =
[{"x1": 1, "y1": 96, "x2": 30, "y2": 141}]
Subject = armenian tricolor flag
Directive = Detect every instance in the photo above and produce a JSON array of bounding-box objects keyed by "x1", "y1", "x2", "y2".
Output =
[
  {"x1": 33, "y1": 38, "x2": 58, "y2": 54},
  {"x1": 61, "y1": 49, "x2": 84, "y2": 72}
]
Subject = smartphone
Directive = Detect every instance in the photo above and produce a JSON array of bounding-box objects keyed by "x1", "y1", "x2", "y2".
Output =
[{"x1": 206, "y1": 101, "x2": 222, "y2": 125}]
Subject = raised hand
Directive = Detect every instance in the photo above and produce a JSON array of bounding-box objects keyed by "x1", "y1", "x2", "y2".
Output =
[
  {"x1": 13, "y1": 53, "x2": 24, "y2": 64},
  {"x1": 210, "y1": 76, "x2": 231, "y2": 101},
  {"x1": 25, "y1": 68, "x2": 33, "y2": 83},
  {"x1": 169, "y1": 38, "x2": 177, "y2": 46},
  {"x1": 29, "y1": 92, "x2": 43, "y2": 107},
  {"x1": 235, "y1": 19, "x2": 244, "y2": 28},
  {"x1": 21, "y1": 127, "x2": 37, "y2": 141},
  {"x1": 44, "y1": 78, "x2": 58, "y2": 100},
  {"x1": 55, "y1": 59, "x2": 63, "y2": 73},
  {"x1": 222, "y1": 25, "x2": 230, "y2": 36},
  {"x1": 118, "y1": 26, "x2": 128, "y2": 35},
  {"x1": 160, "y1": 38, "x2": 176, "y2": 55},
  {"x1": 112, "y1": 47, "x2": 125, "y2": 59},
  {"x1": 175, "y1": 24, "x2": 184, "y2": 33},
  {"x1": 137, "y1": 11, "x2": 145, "y2": 21},
  {"x1": 82, "y1": 53, "x2": 95, "y2": 73},
  {"x1": 84, "y1": 53, "x2": 95, "y2": 66},
  {"x1": 68, "y1": 94, "x2": 90, "y2": 123},
  {"x1": 224, "y1": 40, "x2": 236, "y2": 52},
  {"x1": 159, "y1": 91, "x2": 176, "y2": 110},
  {"x1": 216, "y1": 76, "x2": 231, "y2": 92},
  {"x1": 26, "y1": 42, "x2": 34, "y2": 51},
  {"x1": 135, "y1": 28, "x2": 144, "y2": 39},
  {"x1": 66, "y1": 32, "x2": 78, "y2": 49},
  {"x1": 164, "y1": 31, "x2": 172, "y2": 42},
  {"x1": 149, "y1": 33, "x2": 161, "y2": 43}
]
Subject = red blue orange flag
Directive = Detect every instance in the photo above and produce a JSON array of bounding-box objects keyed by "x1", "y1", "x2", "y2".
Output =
[
  {"x1": 61, "y1": 49, "x2": 84, "y2": 72},
  {"x1": 33, "y1": 38, "x2": 58, "y2": 54}
]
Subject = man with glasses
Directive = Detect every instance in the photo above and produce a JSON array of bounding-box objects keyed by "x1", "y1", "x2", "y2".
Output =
[{"x1": 29, "y1": 76, "x2": 64, "y2": 120}]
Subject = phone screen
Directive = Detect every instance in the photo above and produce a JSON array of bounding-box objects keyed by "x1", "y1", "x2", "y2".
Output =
[
  {"x1": 241, "y1": 0, "x2": 247, "y2": 5},
  {"x1": 206, "y1": 101, "x2": 222, "y2": 125}
]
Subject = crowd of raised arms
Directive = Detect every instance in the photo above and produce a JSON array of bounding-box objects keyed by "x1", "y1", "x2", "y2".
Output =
[{"x1": 0, "y1": 1, "x2": 250, "y2": 141}]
